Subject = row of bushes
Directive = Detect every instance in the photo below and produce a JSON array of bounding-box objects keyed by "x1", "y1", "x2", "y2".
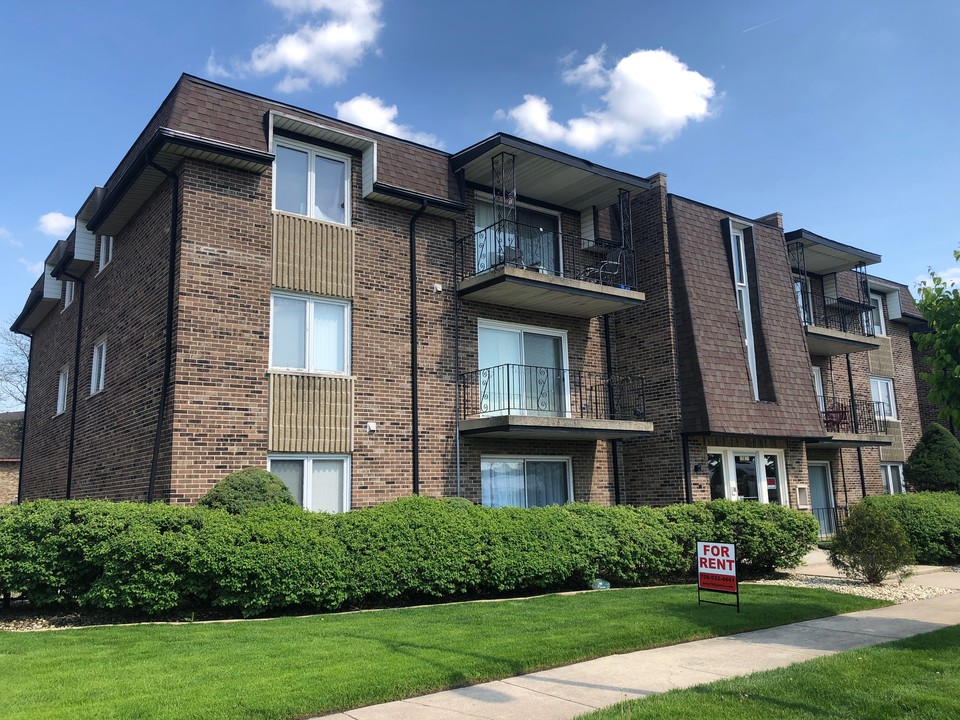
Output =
[
  {"x1": 860, "y1": 492, "x2": 960, "y2": 565},
  {"x1": 0, "y1": 497, "x2": 818, "y2": 617}
]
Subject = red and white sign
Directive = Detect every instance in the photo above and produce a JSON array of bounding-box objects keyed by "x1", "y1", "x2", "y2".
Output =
[{"x1": 697, "y1": 541, "x2": 737, "y2": 594}]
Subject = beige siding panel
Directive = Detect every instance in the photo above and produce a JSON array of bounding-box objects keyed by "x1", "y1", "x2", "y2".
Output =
[
  {"x1": 272, "y1": 212, "x2": 354, "y2": 298},
  {"x1": 269, "y1": 373, "x2": 354, "y2": 453}
]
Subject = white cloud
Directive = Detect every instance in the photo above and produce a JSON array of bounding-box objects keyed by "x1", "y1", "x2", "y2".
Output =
[
  {"x1": 0, "y1": 226, "x2": 20, "y2": 247},
  {"x1": 501, "y1": 48, "x2": 716, "y2": 154},
  {"x1": 917, "y1": 267, "x2": 960, "y2": 287},
  {"x1": 205, "y1": 51, "x2": 232, "y2": 79},
  {"x1": 37, "y1": 211, "x2": 74, "y2": 237},
  {"x1": 18, "y1": 258, "x2": 43, "y2": 275},
  {"x1": 210, "y1": 0, "x2": 383, "y2": 92},
  {"x1": 334, "y1": 95, "x2": 443, "y2": 148}
]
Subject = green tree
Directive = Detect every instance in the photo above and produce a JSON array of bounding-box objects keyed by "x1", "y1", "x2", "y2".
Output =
[
  {"x1": 904, "y1": 422, "x2": 960, "y2": 492},
  {"x1": 829, "y1": 502, "x2": 913, "y2": 583},
  {"x1": 915, "y1": 249, "x2": 960, "y2": 427}
]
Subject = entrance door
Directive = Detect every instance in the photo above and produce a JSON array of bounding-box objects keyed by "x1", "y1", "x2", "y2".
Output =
[
  {"x1": 808, "y1": 463, "x2": 836, "y2": 536},
  {"x1": 734, "y1": 452, "x2": 760, "y2": 501}
]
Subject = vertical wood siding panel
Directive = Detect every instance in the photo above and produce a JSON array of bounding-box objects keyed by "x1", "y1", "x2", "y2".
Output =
[
  {"x1": 269, "y1": 373, "x2": 353, "y2": 453},
  {"x1": 272, "y1": 212, "x2": 354, "y2": 298}
]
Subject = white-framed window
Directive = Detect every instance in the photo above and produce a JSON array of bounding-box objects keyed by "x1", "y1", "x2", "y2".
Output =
[
  {"x1": 63, "y1": 280, "x2": 75, "y2": 308},
  {"x1": 730, "y1": 222, "x2": 759, "y2": 400},
  {"x1": 794, "y1": 276, "x2": 812, "y2": 325},
  {"x1": 56, "y1": 367, "x2": 69, "y2": 415},
  {"x1": 477, "y1": 319, "x2": 569, "y2": 417},
  {"x1": 267, "y1": 455, "x2": 350, "y2": 513},
  {"x1": 481, "y1": 456, "x2": 572, "y2": 508},
  {"x1": 812, "y1": 366, "x2": 825, "y2": 412},
  {"x1": 270, "y1": 292, "x2": 350, "y2": 374},
  {"x1": 90, "y1": 338, "x2": 107, "y2": 395},
  {"x1": 866, "y1": 292, "x2": 886, "y2": 336},
  {"x1": 273, "y1": 138, "x2": 351, "y2": 226},
  {"x1": 881, "y1": 462, "x2": 906, "y2": 494},
  {"x1": 98, "y1": 235, "x2": 114, "y2": 272},
  {"x1": 870, "y1": 376, "x2": 897, "y2": 419},
  {"x1": 707, "y1": 448, "x2": 787, "y2": 505}
]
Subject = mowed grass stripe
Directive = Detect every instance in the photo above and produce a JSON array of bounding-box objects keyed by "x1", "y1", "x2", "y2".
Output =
[{"x1": 0, "y1": 584, "x2": 886, "y2": 720}]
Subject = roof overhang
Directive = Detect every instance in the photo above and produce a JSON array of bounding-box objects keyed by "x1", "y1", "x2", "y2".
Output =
[
  {"x1": 88, "y1": 128, "x2": 274, "y2": 236},
  {"x1": 785, "y1": 228, "x2": 881, "y2": 275},
  {"x1": 451, "y1": 134, "x2": 651, "y2": 211}
]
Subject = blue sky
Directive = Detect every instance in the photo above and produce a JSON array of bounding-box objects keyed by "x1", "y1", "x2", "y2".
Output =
[{"x1": 2, "y1": 0, "x2": 959, "y2": 335}]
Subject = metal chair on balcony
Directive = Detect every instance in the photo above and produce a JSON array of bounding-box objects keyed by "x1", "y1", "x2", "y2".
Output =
[
  {"x1": 499, "y1": 245, "x2": 525, "y2": 269},
  {"x1": 578, "y1": 246, "x2": 623, "y2": 286}
]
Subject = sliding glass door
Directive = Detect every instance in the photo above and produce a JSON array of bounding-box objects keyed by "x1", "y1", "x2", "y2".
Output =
[{"x1": 478, "y1": 323, "x2": 567, "y2": 417}]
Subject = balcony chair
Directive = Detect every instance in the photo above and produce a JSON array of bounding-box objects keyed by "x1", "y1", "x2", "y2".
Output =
[{"x1": 578, "y1": 246, "x2": 623, "y2": 286}]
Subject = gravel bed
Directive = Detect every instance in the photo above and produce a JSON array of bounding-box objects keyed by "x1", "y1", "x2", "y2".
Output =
[{"x1": 753, "y1": 575, "x2": 956, "y2": 604}]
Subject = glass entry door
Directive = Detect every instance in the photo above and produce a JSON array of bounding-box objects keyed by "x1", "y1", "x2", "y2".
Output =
[
  {"x1": 474, "y1": 201, "x2": 560, "y2": 274},
  {"x1": 478, "y1": 325, "x2": 566, "y2": 417},
  {"x1": 734, "y1": 453, "x2": 760, "y2": 501},
  {"x1": 809, "y1": 463, "x2": 836, "y2": 536}
]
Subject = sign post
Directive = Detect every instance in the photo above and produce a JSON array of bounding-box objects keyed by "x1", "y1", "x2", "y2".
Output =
[{"x1": 697, "y1": 541, "x2": 739, "y2": 612}]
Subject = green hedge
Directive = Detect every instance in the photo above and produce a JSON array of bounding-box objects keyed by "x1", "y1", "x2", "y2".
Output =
[
  {"x1": 862, "y1": 493, "x2": 960, "y2": 565},
  {"x1": 0, "y1": 497, "x2": 817, "y2": 617}
]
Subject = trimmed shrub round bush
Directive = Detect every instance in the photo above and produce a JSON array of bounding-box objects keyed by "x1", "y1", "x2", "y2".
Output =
[
  {"x1": 905, "y1": 422, "x2": 960, "y2": 493},
  {"x1": 197, "y1": 467, "x2": 298, "y2": 514},
  {"x1": 863, "y1": 493, "x2": 960, "y2": 564},
  {"x1": 704, "y1": 500, "x2": 818, "y2": 575},
  {"x1": 829, "y1": 502, "x2": 914, "y2": 583}
]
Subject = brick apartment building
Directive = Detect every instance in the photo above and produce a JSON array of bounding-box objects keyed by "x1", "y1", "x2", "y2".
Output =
[{"x1": 12, "y1": 75, "x2": 927, "y2": 530}]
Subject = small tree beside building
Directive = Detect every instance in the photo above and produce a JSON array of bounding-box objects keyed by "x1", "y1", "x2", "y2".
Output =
[{"x1": 904, "y1": 422, "x2": 960, "y2": 493}]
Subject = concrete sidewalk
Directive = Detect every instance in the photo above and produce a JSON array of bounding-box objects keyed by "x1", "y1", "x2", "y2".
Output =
[{"x1": 316, "y1": 563, "x2": 960, "y2": 720}]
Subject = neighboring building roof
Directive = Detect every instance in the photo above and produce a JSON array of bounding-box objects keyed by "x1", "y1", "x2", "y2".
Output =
[{"x1": 0, "y1": 411, "x2": 24, "y2": 461}]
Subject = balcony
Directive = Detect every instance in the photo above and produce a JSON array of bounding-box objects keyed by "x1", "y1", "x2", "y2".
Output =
[
  {"x1": 456, "y1": 220, "x2": 645, "y2": 317},
  {"x1": 458, "y1": 363, "x2": 653, "y2": 439},
  {"x1": 798, "y1": 290, "x2": 881, "y2": 356},
  {"x1": 813, "y1": 396, "x2": 891, "y2": 447}
]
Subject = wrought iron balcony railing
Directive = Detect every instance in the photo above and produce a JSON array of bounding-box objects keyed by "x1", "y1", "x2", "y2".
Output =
[
  {"x1": 457, "y1": 219, "x2": 637, "y2": 290},
  {"x1": 459, "y1": 363, "x2": 645, "y2": 421},
  {"x1": 811, "y1": 506, "x2": 848, "y2": 539},
  {"x1": 818, "y1": 396, "x2": 888, "y2": 434},
  {"x1": 797, "y1": 289, "x2": 874, "y2": 337}
]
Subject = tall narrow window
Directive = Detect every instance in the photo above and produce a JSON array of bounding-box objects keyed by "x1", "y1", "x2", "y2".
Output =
[
  {"x1": 56, "y1": 368, "x2": 69, "y2": 415},
  {"x1": 90, "y1": 339, "x2": 107, "y2": 394},
  {"x1": 870, "y1": 376, "x2": 897, "y2": 419},
  {"x1": 731, "y1": 225, "x2": 758, "y2": 400},
  {"x1": 63, "y1": 280, "x2": 75, "y2": 308},
  {"x1": 866, "y1": 292, "x2": 886, "y2": 336},
  {"x1": 273, "y1": 139, "x2": 350, "y2": 226},
  {"x1": 881, "y1": 463, "x2": 905, "y2": 494},
  {"x1": 98, "y1": 235, "x2": 113, "y2": 271}
]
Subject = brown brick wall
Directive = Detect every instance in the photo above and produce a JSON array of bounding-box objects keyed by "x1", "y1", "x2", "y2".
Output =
[
  {"x1": 0, "y1": 462, "x2": 17, "y2": 505},
  {"x1": 166, "y1": 159, "x2": 274, "y2": 503},
  {"x1": 616, "y1": 175, "x2": 686, "y2": 506},
  {"x1": 21, "y1": 180, "x2": 174, "y2": 501}
]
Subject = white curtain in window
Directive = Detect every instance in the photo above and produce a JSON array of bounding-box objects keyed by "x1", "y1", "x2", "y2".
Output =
[
  {"x1": 309, "y1": 460, "x2": 344, "y2": 513},
  {"x1": 273, "y1": 296, "x2": 306, "y2": 369},
  {"x1": 314, "y1": 155, "x2": 346, "y2": 224},
  {"x1": 270, "y1": 460, "x2": 304, "y2": 505},
  {"x1": 482, "y1": 460, "x2": 524, "y2": 507},
  {"x1": 525, "y1": 461, "x2": 567, "y2": 507},
  {"x1": 312, "y1": 303, "x2": 345, "y2": 372}
]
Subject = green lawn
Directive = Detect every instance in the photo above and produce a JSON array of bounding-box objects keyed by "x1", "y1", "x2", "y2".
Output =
[
  {"x1": 581, "y1": 624, "x2": 960, "y2": 719},
  {"x1": 0, "y1": 585, "x2": 885, "y2": 720}
]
